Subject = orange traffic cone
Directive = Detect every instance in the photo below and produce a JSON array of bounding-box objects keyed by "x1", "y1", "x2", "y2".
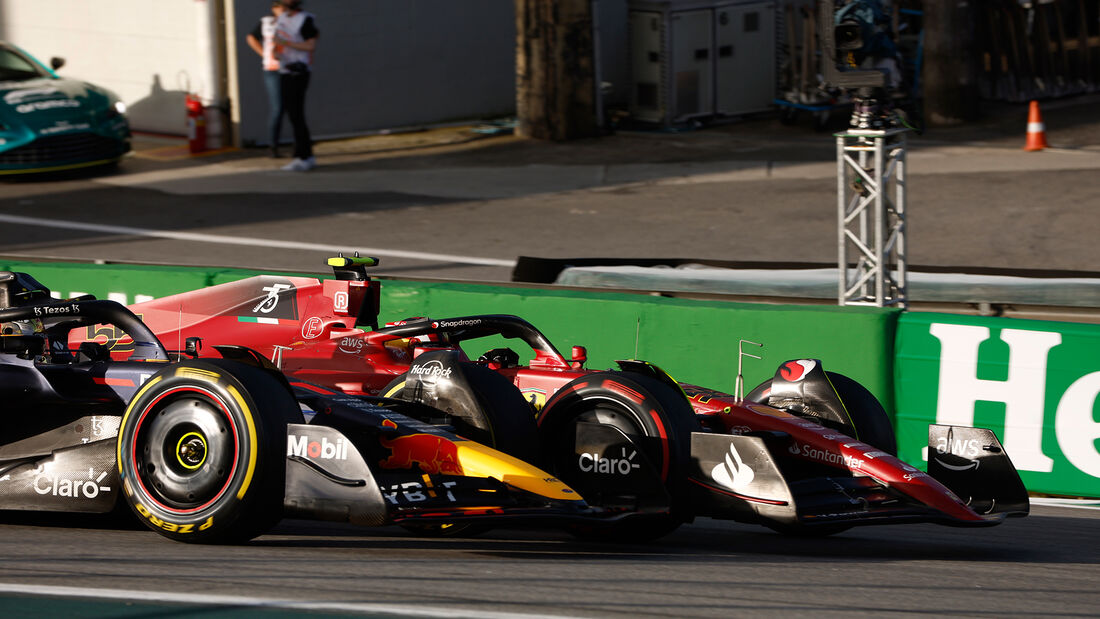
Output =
[{"x1": 1024, "y1": 100, "x2": 1049, "y2": 151}]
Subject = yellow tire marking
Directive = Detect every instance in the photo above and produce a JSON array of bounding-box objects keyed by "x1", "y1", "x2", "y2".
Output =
[{"x1": 227, "y1": 384, "x2": 259, "y2": 499}]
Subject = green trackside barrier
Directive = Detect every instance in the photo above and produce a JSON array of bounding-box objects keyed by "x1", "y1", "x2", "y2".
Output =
[
  {"x1": 363, "y1": 282, "x2": 900, "y2": 411},
  {"x1": 896, "y1": 312, "x2": 1100, "y2": 498},
  {"x1": 2, "y1": 260, "x2": 899, "y2": 409},
  {"x1": 0, "y1": 260, "x2": 305, "y2": 304}
]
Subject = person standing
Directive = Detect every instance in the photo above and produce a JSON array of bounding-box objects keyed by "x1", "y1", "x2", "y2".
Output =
[
  {"x1": 274, "y1": 0, "x2": 319, "y2": 171},
  {"x1": 245, "y1": 1, "x2": 285, "y2": 157}
]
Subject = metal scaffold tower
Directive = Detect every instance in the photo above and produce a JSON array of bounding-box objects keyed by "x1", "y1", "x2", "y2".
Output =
[{"x1": 836, "y1": 127, "x2": 908, "y2": 307}]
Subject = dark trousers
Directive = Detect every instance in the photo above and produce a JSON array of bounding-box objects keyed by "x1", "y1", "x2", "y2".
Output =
[
  {"x1": 280, "y1": 71, "x2": 312, "y2": 159},
  {"x1": 263, "y1": 70, "x2": 283, "y2": 147}
]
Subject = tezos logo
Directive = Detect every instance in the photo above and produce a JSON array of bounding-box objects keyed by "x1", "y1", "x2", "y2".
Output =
[
  {"x1": 287, "y1": 434, "x2": 349, "y2": 460},
  {"x1": 34, "y1": 468, "x2": 111, "y2": 499},
  {"x1": 779, "y1": 359, "x2": 817, "y2": 381},
  {"x1": 578, "y1": 447, "x2": 639, "y2": 475}
]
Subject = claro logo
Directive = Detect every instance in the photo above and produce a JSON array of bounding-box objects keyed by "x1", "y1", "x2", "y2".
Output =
[
  {"x1": 578, "y1": 447, "x2": 639, "y2": 475},
  {"x1": 34, "y1": 468, "x2": 111, "y2": 499},
  {"x1": 287, "y1": 434, "x2": 349, "y2": 460}
]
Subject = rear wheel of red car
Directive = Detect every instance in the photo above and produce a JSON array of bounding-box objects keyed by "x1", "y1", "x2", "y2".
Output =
[
  {"x1": 118, "y1": 360, "x2": 300, "y2": 544},
  {"x1": 748, "y1": 371, "x2": 897, "y2": 456},
  {"x1": 537, "y1": 371, "x2": 701, "y2": 542}
]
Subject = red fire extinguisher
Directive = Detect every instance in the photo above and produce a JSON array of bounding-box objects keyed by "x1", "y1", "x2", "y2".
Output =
[{"x1": 185, "y1": 93, "x2": 206, "y2": 154}]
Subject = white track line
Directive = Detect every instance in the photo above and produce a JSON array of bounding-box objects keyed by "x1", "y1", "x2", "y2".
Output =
[
  {"x1": 1030, "y1": 498, "x2": 1100, "y2": 511},
  {"x1": 0, "y1": 583, "x2": 580, "y2": 619},
  {"x1": 0, "y1": 213, "x2": 516, "y2": 268}
]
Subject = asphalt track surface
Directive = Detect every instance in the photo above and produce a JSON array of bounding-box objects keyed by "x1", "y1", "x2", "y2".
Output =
[
  {"x1": 0, "y1": 503, "x2": 1098, "y2": 618},
  {"x1": 2, "y1": 101, "x2": 1099, "y2": 616},
  {"x1": 1, "y1": 96, "x2": 1099, "y2": 283}
]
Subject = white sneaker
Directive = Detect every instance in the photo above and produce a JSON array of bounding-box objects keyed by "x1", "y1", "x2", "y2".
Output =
[{"x1": 281, "y1": 156, "x2": 316, "y2": 172}]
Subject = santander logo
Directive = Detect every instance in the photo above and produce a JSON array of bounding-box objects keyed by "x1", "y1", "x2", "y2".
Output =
[
  {"x1": 711, "y1": 443, "x2": 754, "y2": 492},
  {"x1": 780, "y1": 359, "x2": 817, "y2": 381}
]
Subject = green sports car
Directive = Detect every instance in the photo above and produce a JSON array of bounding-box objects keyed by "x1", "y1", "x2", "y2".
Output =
[{"x1": 0, "y1": 42, "x2": 130, "y2": 174}]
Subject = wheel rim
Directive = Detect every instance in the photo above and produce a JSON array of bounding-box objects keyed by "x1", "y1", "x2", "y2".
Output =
[
  {"x1": 553, "y1": 396, "x2": 651, "y2": 479},
  {"x1": 570, "y1": 397, "x2": 645, "y2": 438},
  {"x1": 131, "y1": 386, "x2": 239, "y2": 514}
]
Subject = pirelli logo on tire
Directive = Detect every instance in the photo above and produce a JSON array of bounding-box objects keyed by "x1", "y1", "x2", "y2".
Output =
[
  {"x1": 132, "y1": 501, "x2": 215, "y2": 534},
  {"x1": 175, "y1": 366, "x2": 222, "y2": 383}
]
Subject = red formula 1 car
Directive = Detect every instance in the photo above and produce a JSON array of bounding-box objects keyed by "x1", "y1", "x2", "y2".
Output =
[{"x1": 112, "y1": 257, "x2": 1029, "y2": 539}]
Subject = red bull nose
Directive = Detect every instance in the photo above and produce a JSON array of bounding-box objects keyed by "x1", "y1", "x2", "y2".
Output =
[{"x1": 379, "y1": 433, "x2": 463, "y2": 475}]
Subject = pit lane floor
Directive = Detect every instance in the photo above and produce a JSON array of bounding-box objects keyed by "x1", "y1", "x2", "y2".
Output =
[
  {"x1": 1, "y1": 97, "x2": 1099, "y2": 283},
  {"x1": 0, "y1": 503, "x2": 1096, "y2": 618}
]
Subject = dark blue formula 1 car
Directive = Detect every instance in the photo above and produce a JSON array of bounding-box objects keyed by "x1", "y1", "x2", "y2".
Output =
[{"x1": 0, "y1": 270, "x2": 601, "y2": 543}]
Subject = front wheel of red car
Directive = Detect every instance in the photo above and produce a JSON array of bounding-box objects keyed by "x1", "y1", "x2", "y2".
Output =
[
  {"x1": 748, "y1": 370, "x2": 897, "y2": 456},
  {"x1": 118, "y1": 361, "x2": 298, "y2": 544},
  {"x1": 537, "y1": 371, "x2": 701, "y2": 542}
]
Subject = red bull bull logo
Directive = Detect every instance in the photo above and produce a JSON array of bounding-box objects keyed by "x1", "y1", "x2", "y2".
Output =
[{"x1": 379, "y1": 433, "x2": 463, "y2": 475}]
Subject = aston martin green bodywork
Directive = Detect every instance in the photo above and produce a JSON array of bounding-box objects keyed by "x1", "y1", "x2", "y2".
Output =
[{"x1": 0, "y1": 42, "x2": 130, "y2": 174}]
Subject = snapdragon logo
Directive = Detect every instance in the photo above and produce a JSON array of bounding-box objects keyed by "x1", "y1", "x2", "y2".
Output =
[
  {"x1": 578, "y1": 447, "x2": 639, "y2": 475},
  {"x1": 432, "y1": 319, "x2": 482, "y2": 329}
]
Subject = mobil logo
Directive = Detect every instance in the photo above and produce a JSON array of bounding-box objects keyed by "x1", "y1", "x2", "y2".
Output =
[
  {"x1": 379, "y1": 433, "x2": 463, "y2": 475},
  {"x1": 287, "y1": 434, "x2": 349, "y2": 460}
]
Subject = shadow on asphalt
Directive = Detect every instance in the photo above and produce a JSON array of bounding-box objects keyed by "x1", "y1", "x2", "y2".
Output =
[{"x1": 249, "y1": 512, "x2": 1096, "y2": 564}]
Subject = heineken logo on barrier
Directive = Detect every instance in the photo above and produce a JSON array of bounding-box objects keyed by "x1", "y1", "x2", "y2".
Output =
[{"x1": 919, "y1": 322, "x2": 1100, "y2": 484}]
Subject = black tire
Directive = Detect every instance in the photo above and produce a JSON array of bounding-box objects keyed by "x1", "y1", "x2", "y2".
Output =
[
  {"x1": 536, "y1": 371, "x2": 701, "y2": 542},
  {"x1": 382, "y1": 366, "x2": 540, "y2": 538},
  {"x1": 381, "y1": 368, "x2": 539, "y2": 461},
  {"x1": 118, "y1": 360, "x2": 302, "y2": 543},
  {"x1": 747, "y1": 371, "x2": 896, "y2": 455}
]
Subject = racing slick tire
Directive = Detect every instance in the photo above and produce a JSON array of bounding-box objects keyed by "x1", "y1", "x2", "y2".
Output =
[
  {"x1": 748, "y1": 371, "x2": 897, "y2": 456},
  {"x1": 536, "y1": 371, "x2": 702, "y2": 542},
  {"x1": 382, "y1": 365, "x2": 540, "y2": 538},
  {"x1": 118, "y1": 360, "x2": 302, "y2": 544},
  {"x1": 381, "y1": 367, "x2": 539, "y2": 461}
]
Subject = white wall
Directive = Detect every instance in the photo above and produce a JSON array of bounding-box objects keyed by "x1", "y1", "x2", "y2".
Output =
[
  {"x1": 231, "y1": 0, "x2": 517, "y2": 146},
  {"x1": 0, "y1": 1, "x2": 632, "y2": 144},
  {"x1": 0, "y1": 0, "x2": 213, "y2": 135}
]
